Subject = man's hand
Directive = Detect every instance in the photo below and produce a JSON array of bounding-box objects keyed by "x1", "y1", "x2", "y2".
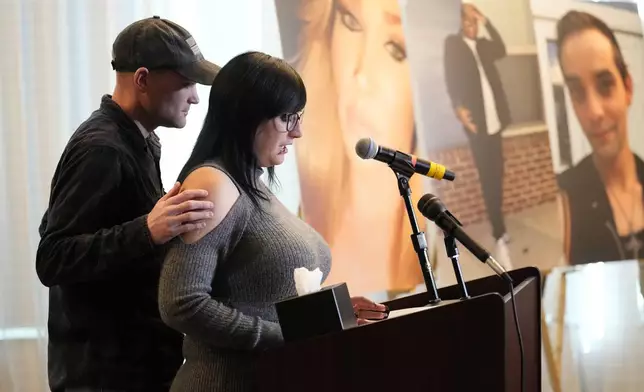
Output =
[
  {"x1": 351, "y1": 296, "x2": 389, "y2": 326},
  {"x1": 456, "y1": 106, "x2": 477, "y2": 134},
  {"x1": 474, "y1": 7, "x2": 486, "y2": 24},
  {"x1": 463, "y1": 3, "x2": 486, "y2": 24},
  {"x1": 147, "y1": 182, "x2": 215, "y2": 245}
]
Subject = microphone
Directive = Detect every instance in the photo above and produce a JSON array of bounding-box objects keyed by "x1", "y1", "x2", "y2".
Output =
[
  {"x1": 417, "y1": 193, "x2": 513, "y2": 284},
  {"x1": 355, "y1": 137, "x2": 455, "y2": 181}
]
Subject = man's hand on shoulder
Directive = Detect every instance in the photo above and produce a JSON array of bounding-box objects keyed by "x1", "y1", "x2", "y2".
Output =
[
  {"x1": 146, "y1": 182, "x2": 215, "y2": 245},
  {"x1": 179, "y1": 166, "x2": 241, "y2": 245}
]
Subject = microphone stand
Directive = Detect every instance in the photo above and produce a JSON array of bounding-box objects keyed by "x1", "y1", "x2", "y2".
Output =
[
  {"x1": 391, "y1": 164, "x2": 441, "y2": 304},
  {"x1": 444, "y1": 234, "x2": 469, "y2": 299}
]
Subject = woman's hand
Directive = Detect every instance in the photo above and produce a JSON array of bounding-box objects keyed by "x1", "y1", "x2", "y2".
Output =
[{"x1": 351, "y1": 296, "x2": 389, "y2": 325}]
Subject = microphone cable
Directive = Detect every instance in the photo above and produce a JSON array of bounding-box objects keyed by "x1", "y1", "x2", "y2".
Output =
[{"x1": 508, "y1": 281, "x2": 525, "y2": 392}]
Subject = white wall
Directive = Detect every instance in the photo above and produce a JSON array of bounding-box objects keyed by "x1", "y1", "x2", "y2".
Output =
[{"x1": 467, "y1": 0, "x2": 537, "y2": 49}]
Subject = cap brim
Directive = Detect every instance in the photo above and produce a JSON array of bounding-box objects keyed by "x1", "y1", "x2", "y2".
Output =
[{"x1": 178, "y1": 59, "x2": 221, "y2": 85}]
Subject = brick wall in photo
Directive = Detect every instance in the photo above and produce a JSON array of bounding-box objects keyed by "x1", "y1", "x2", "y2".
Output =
[{"x1": 432, "y1": 131, "x2": 559, "y2": 226}]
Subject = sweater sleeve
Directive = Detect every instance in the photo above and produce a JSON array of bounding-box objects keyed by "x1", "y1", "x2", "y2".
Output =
[{"x1": 158, "y1": 198, "x2": 284, "y2": 351}]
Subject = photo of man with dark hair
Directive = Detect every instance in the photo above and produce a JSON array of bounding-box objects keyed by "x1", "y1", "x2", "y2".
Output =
[{"x1": 556, "y1": 10, "x2": 644, "y2": 264}]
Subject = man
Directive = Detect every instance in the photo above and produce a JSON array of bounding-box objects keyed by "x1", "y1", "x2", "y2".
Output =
[
  {"x1": 443, "y1": 3, "x2": 511, "y2": 268},
  {"x1": 36, "y1": 16, "x2": 220, "y2": 391},
  {"x1": 556, "y1": 11, "x2": 643, "y2": 265}
]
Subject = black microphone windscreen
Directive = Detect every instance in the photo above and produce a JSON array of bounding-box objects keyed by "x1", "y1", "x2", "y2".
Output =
[
  {"x1": 417, "y1": 194, "x2": 445, "y2": 221},
  {"x1": 355, "y1": 137, "x2": 378, "y2": 159}
]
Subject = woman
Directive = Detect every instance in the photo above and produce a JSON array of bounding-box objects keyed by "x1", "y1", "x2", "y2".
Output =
[
  {"x1": 158, "y1": 51, "x2": 387, "y2": 392},
  {"x1": 278, "y1": 0, "x2": 426, "y2": 295}
]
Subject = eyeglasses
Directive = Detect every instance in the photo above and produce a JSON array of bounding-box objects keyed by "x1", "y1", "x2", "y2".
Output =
[{"x1": 280, "y1": 111, "x2": 304, "y2": 132}]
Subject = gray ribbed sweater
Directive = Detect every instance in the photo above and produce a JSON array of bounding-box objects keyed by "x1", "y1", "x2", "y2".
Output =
[{"x1": 158, "y1": 163, "x2": 332, "y2": 392}]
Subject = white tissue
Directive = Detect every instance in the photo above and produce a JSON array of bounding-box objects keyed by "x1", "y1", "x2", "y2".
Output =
[{"x1": 293, "y1": 267, "x2": 323, "y2": 296}]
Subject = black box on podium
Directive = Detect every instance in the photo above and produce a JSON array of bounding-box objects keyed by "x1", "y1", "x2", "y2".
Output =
[{"x1": 275, "y1": 282, "x2": 357, "y2": 343}]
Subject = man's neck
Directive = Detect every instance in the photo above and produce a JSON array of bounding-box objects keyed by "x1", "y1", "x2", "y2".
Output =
[
  {"x1": 594, "y1": 147, "x2": 637, "y2": 191},
  {"x1": 111, "y1": 89, "x2": 156, "y2": 134},
  {"x1": 462, "y1": 34, "x2": 476, "y2": 43}
]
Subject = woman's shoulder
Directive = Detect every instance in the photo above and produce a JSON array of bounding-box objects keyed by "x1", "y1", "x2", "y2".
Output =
[
  {"x1": 179, "y1": 165, "x2": 247, "y2": 244},
  {"x1": 185, "y1": 161, "x2": 241, "y2": 189}
]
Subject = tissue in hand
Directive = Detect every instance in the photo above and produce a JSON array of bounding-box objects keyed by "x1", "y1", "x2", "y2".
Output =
[{"x1": 293, "y1": 267, "x2": 323, "y2": 296}]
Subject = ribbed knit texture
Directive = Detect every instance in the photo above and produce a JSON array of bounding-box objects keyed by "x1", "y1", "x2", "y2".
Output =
[{"x1": 158, "y1": 163, "x2": 332, "y2": 392}]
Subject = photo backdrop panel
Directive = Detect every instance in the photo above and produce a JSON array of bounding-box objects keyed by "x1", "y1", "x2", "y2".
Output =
[
  {"x1": 531, "y1": 0, "x2": 644, "y2": 265},
  {"x1": 274, "y1": 0, "x2": 428, "y2": 295},
  {"x1": 402, "y1": 0, "x2": 563, "y2": 285}
]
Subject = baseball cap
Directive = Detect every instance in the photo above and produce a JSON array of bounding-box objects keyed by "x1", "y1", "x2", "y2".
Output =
[{"x1": 111, "y1": 16, "x2": 220, "y2": 85}]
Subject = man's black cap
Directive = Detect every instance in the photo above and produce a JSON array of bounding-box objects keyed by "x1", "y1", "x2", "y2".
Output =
[{"x1": 111, "y1": 16, "x2": 220, "y2": 85}]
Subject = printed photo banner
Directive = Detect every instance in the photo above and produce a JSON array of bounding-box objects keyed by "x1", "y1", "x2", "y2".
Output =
[
  {"x1": 273, "y1": 0, "x2": 644, "y2": 296},
  {"x1": 274, "y1": 0, "x2": 427, "y2": 295}
]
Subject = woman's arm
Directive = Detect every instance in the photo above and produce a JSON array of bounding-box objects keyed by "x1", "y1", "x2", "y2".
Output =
[{"x1": 158, "y1": 167, "x2": 283, "y2": 350}]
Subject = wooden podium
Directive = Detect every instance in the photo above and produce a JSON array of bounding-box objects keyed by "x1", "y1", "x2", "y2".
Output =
[{"x1": 255, "y1": 267, "x2": 541, "y2": 392}]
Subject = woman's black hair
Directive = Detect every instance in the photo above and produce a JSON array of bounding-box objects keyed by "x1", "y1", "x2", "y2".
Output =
[{"x1": 177, "y1": 51, "x2": 307, "y2": 208}]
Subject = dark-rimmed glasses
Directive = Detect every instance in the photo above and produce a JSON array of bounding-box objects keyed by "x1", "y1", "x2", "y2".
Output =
[{"x1": 280, "y1": 111, "x2": 304, "y2": 132}]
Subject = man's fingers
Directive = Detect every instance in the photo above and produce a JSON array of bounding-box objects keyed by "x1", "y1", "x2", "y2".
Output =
[
  {"x1": 171, "y1": 210, "x2": 214, "y2": 225},
  {"x1": 165, "y1": 189, "x2": 210, "y2": 206},
  {"x1": 464, "y1": 119, "x2": 477, "y2": 133},
  {"x1": 160, "y1": 182, "x2": 181, "y2": 201},
  {"x1": 168, "y1": 200, "x2": 215, "y2": 215}
]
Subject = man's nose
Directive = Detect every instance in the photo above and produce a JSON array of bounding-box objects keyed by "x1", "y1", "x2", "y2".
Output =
[{"x1": 188, "y1": 85, "x2": 199, "y2": 105}]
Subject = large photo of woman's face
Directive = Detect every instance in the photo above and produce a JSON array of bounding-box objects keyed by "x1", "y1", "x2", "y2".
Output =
[
  {"x1": 330, "y1": 0, "x2": 414, "y2": 154},
  {"x1": 274, "y1": 0, "x2": 425, "y2": 296}
]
